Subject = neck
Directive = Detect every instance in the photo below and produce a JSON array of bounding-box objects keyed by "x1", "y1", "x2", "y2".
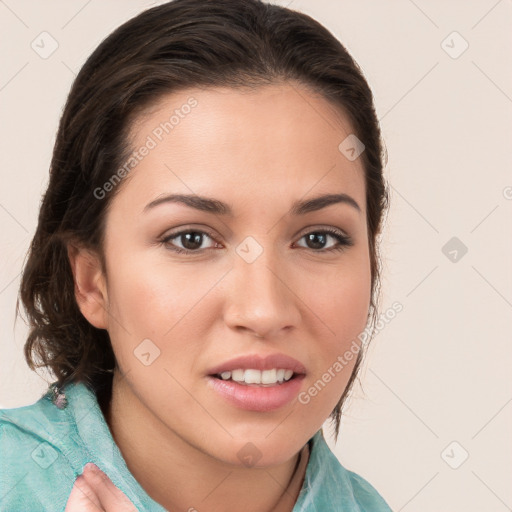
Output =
[{"x1": 103, "y1": 370, "x2": 309, "y2": 512}]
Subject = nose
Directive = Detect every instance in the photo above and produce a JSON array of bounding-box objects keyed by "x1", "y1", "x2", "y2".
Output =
[{"x1": 223, "y1": 248, "x2": 301, "y2": 339}]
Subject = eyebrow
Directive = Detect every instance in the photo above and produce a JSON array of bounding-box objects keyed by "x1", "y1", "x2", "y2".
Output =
[{"x1": 143, "y1": 192, "x2": 361, "y2": 215}]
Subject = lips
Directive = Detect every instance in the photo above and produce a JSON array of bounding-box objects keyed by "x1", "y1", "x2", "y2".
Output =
[
  {"x1": 206, "y1": 353, "x2": 307, "y2": 411},
  {"x1": 206, "y1": 353, "x2": 307, "y2": 377},
  {"x1": 206, "y1": 374, "x2": 305, "y2": 412}
]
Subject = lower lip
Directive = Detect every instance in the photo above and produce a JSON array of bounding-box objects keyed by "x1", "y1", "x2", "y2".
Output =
[{"x1": 206, "y1": 375, "x2": 305, "y2": 412}]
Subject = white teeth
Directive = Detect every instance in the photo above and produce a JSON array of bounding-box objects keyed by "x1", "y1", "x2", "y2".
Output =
[
  {"x1": 219, "y1": 368, "x2": 295, "y2": 385},
  {"x1": 261, "y1": 369, "x2": 277, "y2": 384},
  {"x1": 231, "y1": 369, "x2": 245, "y2": 381},
  {"x1": 244, "y1": 369, "x2": 261, "y2": 384}
]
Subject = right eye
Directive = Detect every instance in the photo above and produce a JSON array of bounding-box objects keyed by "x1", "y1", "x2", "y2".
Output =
[{"x1": 160, "y1": 229, "x2": 221, "y2": 254}]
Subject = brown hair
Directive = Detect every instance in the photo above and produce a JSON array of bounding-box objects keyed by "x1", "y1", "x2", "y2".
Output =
[{"x1": 18, "y1": 0, "x2": 388, "y2": 440}]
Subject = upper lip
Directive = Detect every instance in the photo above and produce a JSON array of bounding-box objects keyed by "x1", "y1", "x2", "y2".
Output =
[{"x1": 207, "y1": 353, "x2": 307, "y2": 376}]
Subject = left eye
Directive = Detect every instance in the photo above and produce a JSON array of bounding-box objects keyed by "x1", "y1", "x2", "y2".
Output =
[{"x1": 295, "y1": 229, "x2": 352, "y2": 252}]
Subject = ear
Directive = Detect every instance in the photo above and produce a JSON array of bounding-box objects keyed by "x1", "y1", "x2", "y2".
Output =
[{"x1": 67, "y1": 244, "x2": 109, "y2": 330}]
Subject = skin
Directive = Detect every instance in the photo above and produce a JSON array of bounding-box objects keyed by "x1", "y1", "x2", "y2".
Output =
[
  {"x1": 68, "y1": 83, "x2": 372, "y2": 512},
  {"x1": 65, "y1": 463, "x2": 137, "y2": 511}
]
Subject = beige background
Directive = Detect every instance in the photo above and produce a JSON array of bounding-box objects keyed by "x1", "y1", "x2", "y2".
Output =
[{"x1": 1, "y1": 1, "x2": 511, "y2": 510}]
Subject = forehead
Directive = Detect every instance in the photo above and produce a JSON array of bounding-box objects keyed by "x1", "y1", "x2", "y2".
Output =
[{"x1": 118, "y1": 83, "x2": 366, "y2": 215}]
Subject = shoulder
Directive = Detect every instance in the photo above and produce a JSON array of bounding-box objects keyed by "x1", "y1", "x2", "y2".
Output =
[
  {"x1": 296, "y1": 429, "x2": 393, "y2": 512},
  {"x1": 344, "y1": 468, "x2": 393, "y2": 511},
  {"x1": 3, "y1": 380, "x2": 169, "y2": 512},
  {"x1": 0, "y1": 384, "x2": 79, "y2": 453},
  {"x1": 0, "y1": 384, "x2": 88, "y2": 511}
]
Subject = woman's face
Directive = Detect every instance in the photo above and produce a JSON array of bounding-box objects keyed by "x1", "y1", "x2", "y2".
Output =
[{"x1": 94, "y1": 83, "x2": 371, "y2": 465}]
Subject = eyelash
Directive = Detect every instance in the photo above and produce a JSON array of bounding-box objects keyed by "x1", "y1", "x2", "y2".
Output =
[{"x1": 160, "y1": 227, "x2": 353, "y2": 255}]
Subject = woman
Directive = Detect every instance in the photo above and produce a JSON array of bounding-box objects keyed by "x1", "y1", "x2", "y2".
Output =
[{"x1": 0, "y1": 0, "x2": 391, "y2": 510}]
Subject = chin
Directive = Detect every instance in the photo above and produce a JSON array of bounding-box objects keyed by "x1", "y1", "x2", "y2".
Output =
[{"x1": 203, "y1": 430, "x2": 308, "y2": 468}]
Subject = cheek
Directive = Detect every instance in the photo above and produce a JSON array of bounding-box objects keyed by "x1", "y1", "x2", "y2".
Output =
[
  {"x1": 108, "y1": 262, "x2": 173, "y2": 330},
  {"x1": 298, "y1": 264, "x2": 370, "y2": 417},
  {"x1": 108, "y1": 244, "x2": 170, "y2": 303},
  {"x1": 105, "y1": 250, "x2": 222, "y2": 342},
  {"x1": 104, "y1": 258, "x2": 207, "y2": 382},
  {"x1": 306, "y1": 254, "x2": 372, "y2": 345},
  {"x1": 305, "y1": 279, "x2": 369, "y2": 400}
]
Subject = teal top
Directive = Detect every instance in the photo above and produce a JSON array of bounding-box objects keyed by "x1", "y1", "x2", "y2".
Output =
[{"x1": 0, "y1": 381, "x2": 392, "y2": 511}]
